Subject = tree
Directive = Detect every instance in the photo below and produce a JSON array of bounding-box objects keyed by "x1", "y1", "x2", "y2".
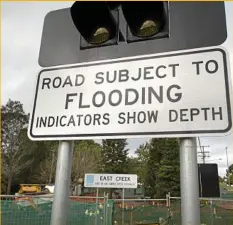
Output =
[
  {"x1": 1, "y1": 99, "x2": 29, "y2": 194},
  {"x1": 156, "y1": 138, "x2": 180, "y2": 197},
  {"x1": 129, "y1": 143, "x2": 150, "y2": 185},
  {"x1": 100, "y1": 139, "x2": 129, "y2": 173},
  {"x1": 146, "y1": 138, "x2": 180, "y2": 198},
  {"x1": 226, "y1": 164, "x2": 233, "y2": 185},
  {"x1": 146, "y1": 138, "x2": 164, "y2": 198},
  {"x1": 100, "y1": 139, "x2": 129, "y2": 198},
  {"x1": 35, "y1": 141, "x2": 59, "y2": 184},
  {"x1": 13, "y1": 126, "x2": 58, "y2": 184},
  {"x1": 71, "y1": 140, "x2": 102, "y2": 186},
  {"x1": 219, "y1": 176, "x2": 224, "y2": 183}
]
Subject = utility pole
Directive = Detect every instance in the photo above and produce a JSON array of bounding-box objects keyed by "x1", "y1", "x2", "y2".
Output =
[
  {"x1": 197, "y1": 146, "x2": 210, "y2": 164},
  {"x1": 205, "y1": 158, "x2": 222, "y2": 163},
  {"x1": 197, "y1": 140, "x2": 210, "y2": 164},
  {"x1": 197, "y1": 137, "x2": 210, "y2": 164}
]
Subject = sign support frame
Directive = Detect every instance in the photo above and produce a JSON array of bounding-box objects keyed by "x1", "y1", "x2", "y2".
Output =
[
  {"x1": 180, "y1": 137, "x2": 200, "y2": 225},
  {"x1": 50, "y1": 141, "x2": 74, "y2": 225}
]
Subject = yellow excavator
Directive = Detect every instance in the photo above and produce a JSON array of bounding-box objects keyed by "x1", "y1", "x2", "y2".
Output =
[{"x1": 17, "y1": 184, "x2": 54, "y2": 195}]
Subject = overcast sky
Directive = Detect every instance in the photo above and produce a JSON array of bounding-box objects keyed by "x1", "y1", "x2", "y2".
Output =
[{"x1": 2, "y1": 2, "x2": 233, "y2": 177}]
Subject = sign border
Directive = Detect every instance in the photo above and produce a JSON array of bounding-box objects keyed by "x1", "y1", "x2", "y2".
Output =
[
  {"x1": 29, "y1": 47, "x2": 232, "y2": 139},
  {"x1": 84, "y1": 173, "x2": 138, "y2": 189}
]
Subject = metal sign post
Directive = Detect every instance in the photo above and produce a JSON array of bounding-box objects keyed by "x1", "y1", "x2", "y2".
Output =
[
  {"x1": 50, "y1": 141, "x2": 74, "y2": 225},
  {"x1": 180, "y1": 138, "x2": 200, "y2": 225}
]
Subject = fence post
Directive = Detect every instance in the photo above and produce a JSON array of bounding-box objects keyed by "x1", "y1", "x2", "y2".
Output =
[
  {"x1": 210, "y1": 198, "x2": 213, "y2": 225},
  {"x1": 105, "y1": 193, "x2": 109, "y2": 225},
  {"x1": 103, "y1": 192, "x2": 106, "y2": 225},
  {"x1": 166, "y1": 192, "x2": 171, "y2": 208},
  {"x1": 95, "y1": 188, "x2": 99, "y2": 225},
  {"x1": 122, "y1": 188, "x2": 125, "y2": 225},
  {"x1": 168, "y1": 192, "x2": 171, "y2": 208},
  {"x1": 130, "y1": 205, "x2": 133, "y2": 225}
]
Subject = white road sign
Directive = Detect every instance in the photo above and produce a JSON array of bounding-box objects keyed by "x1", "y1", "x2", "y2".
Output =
[
  {"x1": 84, "y1": 173, "x2": 138, "y2": 189},
  {"x1": 28, "y1": 47, "x2": 232, "y2": 140}
]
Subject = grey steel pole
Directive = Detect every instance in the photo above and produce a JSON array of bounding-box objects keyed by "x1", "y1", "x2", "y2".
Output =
[
  {"x1": 180, "y1": 138, "x2": 200, "y2": 225},
  {"x1": 50, "y1": 141, "x2": 74, "y2": 225}
]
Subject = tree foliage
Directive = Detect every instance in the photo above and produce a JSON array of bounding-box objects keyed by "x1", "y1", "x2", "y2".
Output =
[
  {"x1": 1, "y1": 99, "x2": 29, "y2": 194},
  {"x1": 0, "y1": 99, "x2": 103, "y2": 194},
  {"x1": 71, "y1": 140, "x2": 101, "y2": 185},
  {"x1": 35, "y1": 141, "x2": 59, "y2": 184},
  {"x1": 226, "y1": 164, "x2": 233, "y2": 185},
  {"x1": 129, "y1": 143, "x2": 150, "y2": 185},
  {"x1": 1, "y1": 99, "x2": 181, "y2": 198},
  {"x1": 99, "y1": 139, "x2": 129, "y2": 198},
  {"x1": 100, "y1": 139, "x2": 129, "y2": 174},
  {"x1": 146, "y1": 138, "x2": 180, "y2": 198}
]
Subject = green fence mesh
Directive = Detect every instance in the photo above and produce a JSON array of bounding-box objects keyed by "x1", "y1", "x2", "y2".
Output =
[
  {"x1": 1, "y1": 198, "x2": 114, "y2": 225},
  {"x1": 170, "y1": 198, "x2": 233, "y2": 225},
  {"x1": 1, "y1": 197, "x2": 233, "y2": 225},
  {"x1": 112, "y1": 200, "x2": 170, "y2": 225}
]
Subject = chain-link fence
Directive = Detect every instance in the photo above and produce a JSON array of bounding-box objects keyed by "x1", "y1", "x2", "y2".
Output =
[
  {"x1": 169, "y1": 197, "x2": 233, "y2": 225},
  {"x1": 112, "y1": 198, "x2": 170, "y2": 225},
  {"x1": 1, "y1": 194, "x2": 233, "y2": 225},
  {"x1": 1, "y1": 194, "x2": 114, "y2": 225}
]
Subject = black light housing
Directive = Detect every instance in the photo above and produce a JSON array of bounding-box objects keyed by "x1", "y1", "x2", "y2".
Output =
[
  {"x1": 121, "y1": 1, "x2": 169, "y2": 43},
  {"x1": 70, "y1": 1, "x2": 119, "y2": 49},
  {"x1": 106, "y1": 1, "x2": 121, "y2": 10},
  {"x1": 39, "y1": 2, "x2": 228, "y2": 67}
]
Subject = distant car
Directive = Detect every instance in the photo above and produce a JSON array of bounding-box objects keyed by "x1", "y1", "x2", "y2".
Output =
[{"x1": 44, "y1": 185, "x2": 55, "y2": 194}]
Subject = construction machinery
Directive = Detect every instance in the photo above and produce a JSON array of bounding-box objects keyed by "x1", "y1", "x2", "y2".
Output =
[{"x1": 17, "y1": 184, "x2": 54, "y2": 195}]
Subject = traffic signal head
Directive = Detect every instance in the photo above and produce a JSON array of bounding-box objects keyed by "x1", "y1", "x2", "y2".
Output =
[
  {"x1": 70, "y1": 1, "x2": 122, "y2": 49},
  {"x1": 70, "y1": 2, "x2": 120, "y2": 49},
  {"x1": 121, "y1": 2, "x2": 168, "y2": 42},
  {"x1": 39, "y1": 2, "x2": 227, "y2": 67},
  {"x1": 70, "y1": 1, "x2": 168, "y2": 48}
]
